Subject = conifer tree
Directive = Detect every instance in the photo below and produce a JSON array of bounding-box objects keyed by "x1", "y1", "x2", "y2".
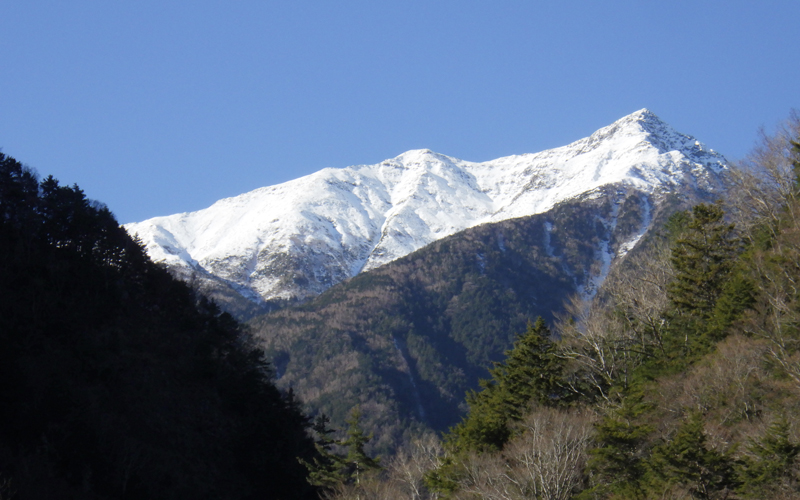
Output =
[
  {"x1": 341, "y1": 406, "x2": 381, "y2": 486},
  {"x1": 666, "y1": 203, "x2": 741, "y2": 355},
  {"x1": 302, "y1": 407, "x2": 381, "y2": 491},
  {"x1": 668, "y1": 203, "x2": 739, "y2": 318},
  {"x1": 581, "y1": 392, "x2": 653, "y2": 499},
  {"x1": 447, "y1": 317, "x2": 565, "y2": 452},
  {"x1": 737, "y1": 415, "x2": 799, "y2": 497},
  {"x1": 648, "y1": 412, "x2": 737, "y2": 499},
  {"x1": 301, "y1": 414, "x2": 348, "y2": 489},
  {"x1": 0, "y1": 153, "x2": 322, "y2": 498},
  {"x1": 497, "y1": 317, "x2": 565, "y2": 411}
]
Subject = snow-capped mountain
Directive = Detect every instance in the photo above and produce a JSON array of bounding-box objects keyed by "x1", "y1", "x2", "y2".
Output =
[{"x1": 125, "y1": 109, "x2": 727, "y2": 306}]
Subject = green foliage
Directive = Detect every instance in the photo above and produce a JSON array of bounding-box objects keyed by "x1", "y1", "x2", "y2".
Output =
[
  {"x1": 576, "y1": 197, "x2": 791, "y2": 498},
  {"x1": 446, "y1": 317, "x2": 566, "y2": 453},
  {"x1": 581, "y1": 392, "x2": 653, "y2": 499},
  {"x1": 647, "y1": 412, "x2": 738, "y2": 499},
  {"x1": 664, "y1": 209, "x2": 691, "y2": 243},
  {"x1": 302, "y1": 407, "x2": 382, "y2": 492},
  {"x1": 423, "y1": 133, "x2": 800, "y2": 500},
  {"x1": 668, "y1": 203, "x2": 740, "y2": 319},
  {"x1": 494, "y1": 317, "x2": 569, "y2": 411},
  {"x1": 427, "y1": 185, "x2": 800, "y2": 499},
  {"x1": 428, "y1": 319, "x2": 570, "y2": 497},
  {"x1": 341, "y1": 407, "x2": 382, "y2": 484},
  {"x1": 737, "y1": 416, "x2": 800, "y2": 497},
  {"x1": 301, "y1": 414, "x2": 348, "y2": 489},
  {"x1": 368, "y1": 139, "x2": 800, "y2": 499},
  {"x1": 447, "y1": 381, "x2": 510, "y2": 453},
  {"x1": 659, "y1": 203, "x2": 743, "y2": 365},
  {"x1": 706, "y1": 260, "x2": 756, "y2": 340}
]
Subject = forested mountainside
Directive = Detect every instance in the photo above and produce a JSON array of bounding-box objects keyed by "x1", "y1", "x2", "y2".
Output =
[
  {"x1": 314, "y1": 115, "x2": 800, "y2": 500},
  {"x1": 248, "y1": 183, "x2": 717, "y2": 454},
  {"x1": 5, "y1": 112, "x2": 797, "y2": 500},
  {"x1": 0, "y1": 154, "x2": 320, "y2": 499},
  {"x1": 126, "y1": 109, "x2": 727, "y2": 316}
]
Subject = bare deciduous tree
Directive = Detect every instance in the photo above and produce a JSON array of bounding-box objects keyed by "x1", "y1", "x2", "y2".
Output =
[
  {"x1": 556, "y1": 297, "x2": 632, "y2": 401},
  {"x1": 504, "y1": 408, "x2": 594, "y2": 500},
  {"x1": 324, "y1": 434, "x2": 445, "y2": 500},
  {"x1": 744, "y1": 246, "x2": 800, "y2": 391},
  {"x1": 725, "y1": 110, "x2": 800, "y2": 240},
  {"x1": 602, "y1": 241, "x2": 674, "y2": 355},
  {"x1": 387, "y1": 433, "x2": 444, "y2": 500},
  {"x1": 450, "y1": 408, "x2": 593, "y2": 500},
  {"x1": 453, "y1": 451, "x2": 521, "y2": 500},
  {"x1": 653, "y1": 334, "x2": 768, "y2": 428},
  {"x1": 556, "y1": 240, "x2": 674, "y2": 401}
]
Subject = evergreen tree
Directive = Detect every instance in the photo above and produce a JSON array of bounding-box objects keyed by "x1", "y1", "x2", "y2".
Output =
[
  {"x1": 301, "y1": 414, "x2": 348, "y2": 489},
  {"x1": 0, "y1": 154, "x2": 321, "y2": 499},
  {"x1": 447, "y1": 380, "x2": 509, "y2": 452},
  {"x1": 648, "y1": 412, "x2": 738, "y2": 499},
  {"x1": 705, "y1": 266, "x2": 756, "y2": 340},
  {"x1": 447, "y1": 317, "x2": 565, "y2": 452},
  {"x1": 302, "y1": 407, "x2": 381, "y2": 491},
  {"x1": 580, "y1": 392, "x2": 653, "y2": 499},
  {"x1": 496, "y1": 317, "x2": 566, "y2": 411},
  {"x1": 668, "y1": 203, "x2": 739, "y2": 318},
  {"x1": 341, "y1": 406, "x2": 381, "y2": 486},
  {"x1": 737, "y1": 415, "x2": 799, "y2": 497},
  {"x1": 665, "y1": 203, "x2": 741, "y2": 356}
]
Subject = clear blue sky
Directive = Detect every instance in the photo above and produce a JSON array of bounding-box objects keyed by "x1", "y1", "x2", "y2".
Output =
[{"x1": 2, "y1": 1, "x2": 798, "y2": 223}]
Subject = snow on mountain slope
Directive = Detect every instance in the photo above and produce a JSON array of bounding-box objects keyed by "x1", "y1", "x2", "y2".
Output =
[{"x1": 125, "y1": 109, "x2": 727, "y2": 303}]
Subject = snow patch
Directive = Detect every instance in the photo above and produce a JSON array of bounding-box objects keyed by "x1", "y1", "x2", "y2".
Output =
[
  {"x1": 618, "y1": 196, "x2": 652, "y2": 257},
  {"x1": 577, "y1": 202, "x2": 620, "y2": 302}
]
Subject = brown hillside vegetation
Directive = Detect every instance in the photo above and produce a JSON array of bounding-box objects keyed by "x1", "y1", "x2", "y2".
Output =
[
  {"x1": 318, "y1": 113, "x2": 800, "y2": 500},
  {"x1": 250, "y1": 187, "x2": 666, "y2": 453}
]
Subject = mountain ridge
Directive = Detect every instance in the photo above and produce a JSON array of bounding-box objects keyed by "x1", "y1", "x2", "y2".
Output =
[{"x1": 124, "y1": 109, "x2": 727, "y2": 310}]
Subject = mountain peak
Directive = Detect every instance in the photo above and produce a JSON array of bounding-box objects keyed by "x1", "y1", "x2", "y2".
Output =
[
  {"x1": 614, "y1": 108, "x2": 664, "y2": 127},
  {"x1": 606, "y1": 108, "x2": 668, "y2": 134},
  {"x1": 585, "y1": 109, "x2": 722, "y2": 165},
  {"x1": 627, "y1": 107, "x2": 657, "y2": 120}
]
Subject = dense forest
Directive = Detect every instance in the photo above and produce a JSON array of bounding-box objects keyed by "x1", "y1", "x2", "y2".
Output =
[
  {"x1": 0, "y1": 154, "x2": 321, "y2": 499},
  {"x1": 310, "y1": 116, "x2": 800, "y2": 499}
]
